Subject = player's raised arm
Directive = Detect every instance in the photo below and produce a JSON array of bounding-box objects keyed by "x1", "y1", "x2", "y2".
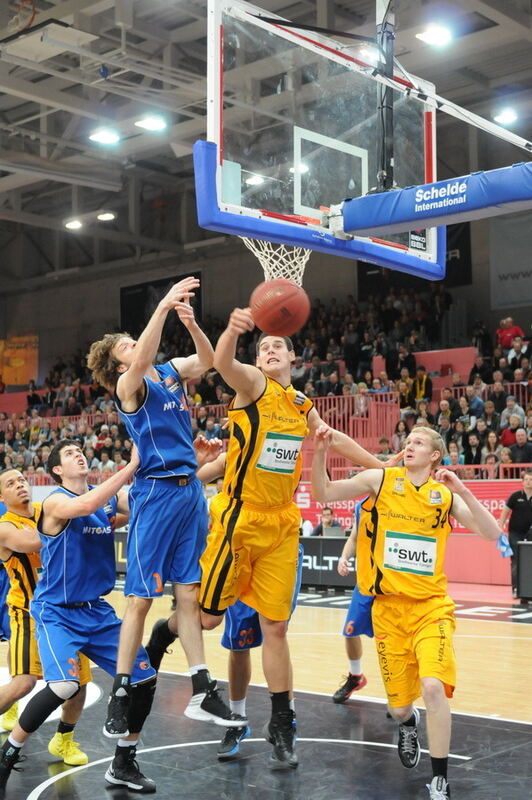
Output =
[
  {"x1": 0, "y1": 521, "x2": 41, "y2": 554},
  {"x1": 308, "y1": 407, "x2": 403, "y2": 469},
  {"x1": 171, "y1": 293, "x2": 214, "y2": 380},
  {"x1": 435, "y1": 468, "x2": 500, "y2": 541},
  {"x1": 116, "y1": 277, "x2": 200, "y2": 403},
  {"x1": 311, "y1": 426, "x2": 381, "y2": 503},
  {"x1": 213, "y1": 307, "x2": 266, "y2": 404}
]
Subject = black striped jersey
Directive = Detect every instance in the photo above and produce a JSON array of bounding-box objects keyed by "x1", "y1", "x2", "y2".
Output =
[{"x1": 0, "y1": 504, "x2": 42, "y2": 612}]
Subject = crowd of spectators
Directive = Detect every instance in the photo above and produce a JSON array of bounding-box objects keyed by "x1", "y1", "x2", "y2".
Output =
[{"x1": 0, "y1": 293, "x2": 530, "y2": 478}]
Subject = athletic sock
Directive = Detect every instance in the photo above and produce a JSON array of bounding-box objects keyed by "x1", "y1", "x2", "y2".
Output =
[
  {"x1": 190, "y1": 666, "x2": 210, "y2": 694},
  {"x1": 230, "y1": 699, "x2": 246, "y2": 717},
  {"x1": 117, "y1": 737, "x2": 138, "y2": 750},
  {"x1": 348, "y1": 659, "x2": 362, "y2": 675},
  {"x1": 270, "y1": 691, "x2": 290, "y2": 715},
  {"x1": 7, "y1": 735, "x2": 24, "y2": 750},
  {"x1": 431, "y1": 757, "x2": 448, "y2": 780},
  {"x1": 289, "y1": 698, "x2": 296, "y2": 713},
  {"x1": 112, "y1": 674, "x2": 131, "y2": 696},
  {"x1": 57, "y1": 721, "x2": 75, "y2": 735}
]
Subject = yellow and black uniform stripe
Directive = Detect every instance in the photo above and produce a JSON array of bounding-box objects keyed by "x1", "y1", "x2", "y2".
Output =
[
  {"x1": 356, "y1": 467, "x2": 453, "y2": 599},
  {"x1": 0, "y1": 505, "x2": 42, "y2": 612}
]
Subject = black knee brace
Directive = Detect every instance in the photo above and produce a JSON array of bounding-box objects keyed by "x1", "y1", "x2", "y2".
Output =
[
  {"x1": 19, "y1": 684, "x2": 66, "y2": 734},
  {"x1": 128, "y1": 677, "x2": 157, "y2": 734}
]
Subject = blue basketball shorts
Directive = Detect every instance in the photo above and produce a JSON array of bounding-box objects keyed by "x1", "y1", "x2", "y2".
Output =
[
  {"x1": 221, "y1": 544, "x2": 304, "y2": 650},
  {"x1": 0, "y1": 570, "x2": 10, "y2": 642},
  {"x1": 341, "y1": 585, "x2": 375, "y2": 639},
  {"x1": 31, "y1": 598, "x2": 156, "y2": 684},
  {"x1": 125, "y1": 476, "x2": 208, "y2": 597}
]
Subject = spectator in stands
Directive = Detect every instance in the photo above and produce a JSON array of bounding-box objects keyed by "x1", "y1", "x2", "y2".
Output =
[
  {"x1": 465, "y1": 385, "x2": 484, "y2": 417},
  {"x1": 473, "y1": 418, "x2": 489, "y2": 446},
  {"x1": 304, "y1": 381, "x2": 317, "y2": 398},
  {"x1": 204, "y1": 416, "x2": 221, "y2": 441},
  {"x1": 358, "y1": 332, "x2": 374, "y2": 377},
  {"x1": 437, "y1": 399, "x2": 455, "y2": 426},
  {"x1": 488, "y1": 381, "x2": 508, "y2": 414},
  {"x1": 369, "y1": 377, "x2": 387, "y2": 394},
  {"x1": 71, "y1": 378, "x2": 86, "y2": 407},
  {"x1": 26, "y1": 380, "x2": 41, "y2": 410},
  {"x1": 114, "y1": 452, "x2": 128, "y2": 471},
  {"x1": 449, "y1": 420, "x2": 466, "y2": 453},
  {"x1": 99, "y1": 451, "x2": 116, "y2": 473},
  {"x1": 500, "y1": 396, "x2": 526, "y2": 430},
  {"x1": 409, "y1": 365, "x2": 432, "y2": 405},
  {"x1": 64, "y1": 395, "x2": 82, "y2": 417},
  {"x1": 497, "y1": 317, "x2": 525, "y2": 353},
  {"x1": 510, "y1": 430, "x2": 532, "y2": 464},
  {"x1": 290, "y1": 356, "x2": 308, "y2": 391},
  {"x1": 464, "y1": 432, "x2": 482, "y2": 465},
  {"x1": 0, "y1": 374, "x2": 5, "y2": 394},
  {"x1": 391, "y1": 420, "x2": 407, "y2": 453},
  {"x1": 457, "y1": 396, "x2": 477, "y2": 432},
  {"x1": 196, "y1": 406, "x2": 208, "y2": 432},
  {"x1": 375, "y1": 437, "x2": 392, "y2": 461},
  {"x1": 399, "y1": 367, "x2": 413, "y2": 391},
  {"x1": 353, "y1": 383, "x2": 369, "y2": 417},
  {"x1": 96, "y1": 391, "x2": 115, "y2": 414},
  {"x1": 84, "y1": 446, "x2": 100, "y2": 470},
  {"x1": 438, "y1": 416, "x2": 453, "y2": 448},
  {"x1": 442, "y1": 442, "x2": 464, "y2": 467},
  {"x1": 481, "y1": 400, "x2": 500, "y2": 433},
  {"x1": 343, "y1": 373, "x2": 357, "y2": 395},
  {"x1": 500, "y1": 415, "x2": 523, "y2": 448},
  {"x1": 526, "y1": 413, "x2": 532, "y2": 443},
  {"x1": 317, "y1": 370, "x2": 341, "y2": 397},
  {"x1": 451, "y1": 373, "x2": 465, "y2": 389},
  {"x1": 321, "y1": 351, "x2": 338, "y2": 377},
  {"x1": 301, "y1": 338, "x2": 315, "y2": 363},
  {"x1": 468, "y1": 355, "x2": 493, "y2": 385},
  {"x1": 415, "y1": 399, "x2": 434, "y2": 426},
  {"x1": 309, "y1": 356, "x2": 323, "y2": 385},
  {"x1": 397, "y1": 380, "x2": 412, "y2": 413},
  {"x1": 312, "y1": 507, "x2": 344, "y2": 537},
  {"x1": 440, "y1": 387, "x2": 460, "y2": 418},
  {"x1": 508, "y1": 337, "x2": 529, "y2": 370},
  {"x1": 482, "y1": 453, "x2": 500, "y2": 479},
  {"x1": 52, "y1": 381, "x2": 69, "y2": 415}
]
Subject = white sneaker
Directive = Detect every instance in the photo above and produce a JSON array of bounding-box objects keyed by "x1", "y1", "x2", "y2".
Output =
[{"x1": 427, "y1": 775, "x2": 451, "y2": 799}]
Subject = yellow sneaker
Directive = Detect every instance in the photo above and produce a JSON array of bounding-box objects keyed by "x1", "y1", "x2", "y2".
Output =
[
  {"x1": 48, "y1": 731, "x2": 89, "y2": 766},
  {"x1": 0, "y1": 702, "x2": 19, "y2": 732}
]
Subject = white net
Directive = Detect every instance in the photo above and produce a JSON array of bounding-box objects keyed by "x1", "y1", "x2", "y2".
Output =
[{"x1": 240, "y1": 237, "x2": 311, "y2": 286}]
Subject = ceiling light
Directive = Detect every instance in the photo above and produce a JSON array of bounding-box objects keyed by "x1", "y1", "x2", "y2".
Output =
[
  {"x1": 89, "y1": 127, "x2": 120, "y2": 145},
  {"x1": 493, "y1": 108, "x2": 518, "y2": 125},
  {"x1": 96, "y1": 211, "x2": 116, "y2": 221},
  {"x1": 245, "y1": 174, "x2": 264, "y2": 186},
  {"x1": 134, "y1": 116, "x2": 167, "y2": 131},
  {"x1": 415, "y1": 25, "x2": 452, "y2": 47},
  {"x1": 64, "y1": 219, "x2": 83, "y2": 230},
  {"x1": 289, "y1": 164, "x2": 309, "y2": 174}
]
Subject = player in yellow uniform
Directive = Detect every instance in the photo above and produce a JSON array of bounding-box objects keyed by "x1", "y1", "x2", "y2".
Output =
[
  {"x1": 0, "y1": 469, "x2": 91, "y2": 766},
  {"x1": 198, "y1": 307, "x2": 399, "y2": 769},
  {"x1": 312, "y1": 425, "x2": 500, "y2": 800}
]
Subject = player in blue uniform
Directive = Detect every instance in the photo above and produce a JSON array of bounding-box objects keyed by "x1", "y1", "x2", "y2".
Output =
[
  {"x1": 332, "y1": 498, "x2": 368, "y2": 703},
  {"x1": 88, "y1": 277, "x2": 241, "y2": 737},
  {"x1": 0, "y1": 441, "x2": 158, "y2": 795}
]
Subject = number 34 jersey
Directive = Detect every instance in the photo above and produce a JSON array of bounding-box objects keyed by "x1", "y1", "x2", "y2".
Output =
[{"x1": 357, "y1": 467, "x2": 453, "y2": 600}]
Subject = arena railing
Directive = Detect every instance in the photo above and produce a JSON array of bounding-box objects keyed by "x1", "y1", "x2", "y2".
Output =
[{"x1": 444, "y1": 381, "x2": 529, "y2": 408}]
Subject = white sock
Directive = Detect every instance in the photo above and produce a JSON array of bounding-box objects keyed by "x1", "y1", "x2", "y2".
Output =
[
  {"x1": 8, "y1": 735, "x2": 25, "y2": 749},
  {"x1": 289, "y1": 698, "x2": 296, "y2": 712},
  {"x1": 117, "y1": 737, "x2": 138, "y2": 748},
  {"x1": 189, "y1": 664, "x2": 208, "y2": 676},
  {"x1": 349, "y1": 659, "x2": 362, "y2": 675},
  {"x1": 230, "y1": 698, "x2": 246, "y2": 717}
]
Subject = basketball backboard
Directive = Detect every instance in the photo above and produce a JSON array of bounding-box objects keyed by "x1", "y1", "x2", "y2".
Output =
[{"x1": 194, "y1": 0, "x2": 446, "y2": 280}]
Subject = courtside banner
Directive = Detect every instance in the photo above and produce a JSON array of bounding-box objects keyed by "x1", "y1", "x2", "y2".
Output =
[
  {"x1": 342, "y1": 162, "x2": 532, "y2": 236},
  {"x1": 294, "y1": 480, "x2": 520, "y2": 531}
]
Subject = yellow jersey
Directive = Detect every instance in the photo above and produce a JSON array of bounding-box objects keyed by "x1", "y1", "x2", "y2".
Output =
[
  {"x1": 0, "y1": 504, "x2": 42, "y2": 612},
  {"x1": 356, "y1": 468, "x2": 453, "y2": 600},
  {"x1": 223, "y1": 377, "x2": 313, "y2": 508}
]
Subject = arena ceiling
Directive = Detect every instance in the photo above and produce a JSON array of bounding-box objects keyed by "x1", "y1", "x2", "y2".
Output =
[{"x1": 0, "y1": 0, "x2": 531, "y2": 292}]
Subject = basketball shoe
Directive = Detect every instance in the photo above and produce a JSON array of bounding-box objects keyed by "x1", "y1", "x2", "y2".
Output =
[
  {"x1": 217, "y1": 725, "x2": 251, "y2": 759},
  {"x1": 48, "y1": 732, "x2": 88, "y2": 766},
  {"x1": 0, "y1": 703, "x2": 18, "y2": 732},
  {"x1": 397, "y1": 707, "x2": 421, "y2": 768},
  {"x1": 332, "y1": 673, "x2": 368, "y2": 703},
  {"x1": 263, "y1": 710, "x2": 298, "y2": 769},
  {"x1": 105, "y1": 745, "x2": 156, "y2": 793},
  {"x1": 428, "y1": 776, "x2": 451, "y2": 798}
]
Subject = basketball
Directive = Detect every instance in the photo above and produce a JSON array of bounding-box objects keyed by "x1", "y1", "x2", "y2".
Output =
[{"x1": 249, "y1": 278, "x2": 311, "y2": 336}]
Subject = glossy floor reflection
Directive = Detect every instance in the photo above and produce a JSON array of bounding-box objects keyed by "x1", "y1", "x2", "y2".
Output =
[{"x1": 9, "y1": 670, "x2": 532, "y2": 800}]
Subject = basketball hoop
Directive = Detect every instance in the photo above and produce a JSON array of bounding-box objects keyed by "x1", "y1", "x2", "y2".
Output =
[{"x1": 239, "y1": 237, "x2": 311, "y2": 286}]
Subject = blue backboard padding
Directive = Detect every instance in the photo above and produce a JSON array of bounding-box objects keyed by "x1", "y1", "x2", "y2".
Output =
[
  {"x1": 193, "y1": 140, "x2": 447, "y2": 281},
  {"x1": 343, "y1": 161, "x2": 532, "y2": 236}
]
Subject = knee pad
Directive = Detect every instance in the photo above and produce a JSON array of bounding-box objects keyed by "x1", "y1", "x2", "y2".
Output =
[
  {"x1": 128, "y1": 677, "x2": 156, "y2": 735},
  {"x1": 49, "y1": 680, "x2": 80, "y2": 700}
]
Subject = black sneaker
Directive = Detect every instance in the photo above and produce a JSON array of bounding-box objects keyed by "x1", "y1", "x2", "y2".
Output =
[
  {"x1": 263, "y1": 711, "x2": 298, "y2": 770},
  {"x1": 184, "y1": 680, "x2": 247, "y2": 727},
  {"x1": 398, "y1": 707, "x2": 421, "y2": 769},
  {"x1": 105, "y1": 746, "x2": 155, "y2": 793},
  {"x1": 103, "y1": 689, "x2": 131, "y2": 738},
  {"x1": 332, "y1": 673, "x2": 368, "y2": 703},
  {"x1": 217, "y1": 725, "x2": 251, "y2": 760},
  {"x1": 145, "y1": 618, "x2": 177, "y2": 672},
  {"x1": 0, "y1": 746, "x2": 25, "y2": 797},
  {"x1": 428, "y1": 776, "x2": 451, "y2": 799}
]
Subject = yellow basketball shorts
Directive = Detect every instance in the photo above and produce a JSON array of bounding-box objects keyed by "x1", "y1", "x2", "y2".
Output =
[
  {"x1": 199, "y1": 494, "x2": 301, "y2": 621},
  {"x1": 372, "y1": 594, "x2": 456, "y2": 708},
  {"x1": 8, "y1": 607, "x2": 92, "y2": 685}
]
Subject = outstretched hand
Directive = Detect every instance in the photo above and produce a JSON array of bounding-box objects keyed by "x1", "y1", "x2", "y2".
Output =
[
  {"x1": 160, "y1": 277, "x2": 200, "y2": 314},
  {"x1": 194, "y1": 435, "x2": 223, "y2": 467},
  {"x1": 381, "y1": 450, "x2": 404, "y2": 468},
  {"x1": 227, "y1": 307, "x2": 255, "y2": 337},
  {"x1": 314, "y1": 424, "x2": 333, "y2": 452},
  {"x1": 434, "y1": 467, "x2": 465, "y2": 494}
]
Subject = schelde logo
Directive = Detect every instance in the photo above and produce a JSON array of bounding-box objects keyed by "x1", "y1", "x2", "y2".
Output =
[{"x1": 414, "y1": 180, "x2": 467, "y2": 213}]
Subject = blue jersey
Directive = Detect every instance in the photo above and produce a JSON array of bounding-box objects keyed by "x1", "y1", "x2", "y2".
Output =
[
  {"x1": 34, "y1": 487, "x2": 118, "y2": 604},
  {"x1": 115, "y1": 361, "x2": 196, "y2": 479}
]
